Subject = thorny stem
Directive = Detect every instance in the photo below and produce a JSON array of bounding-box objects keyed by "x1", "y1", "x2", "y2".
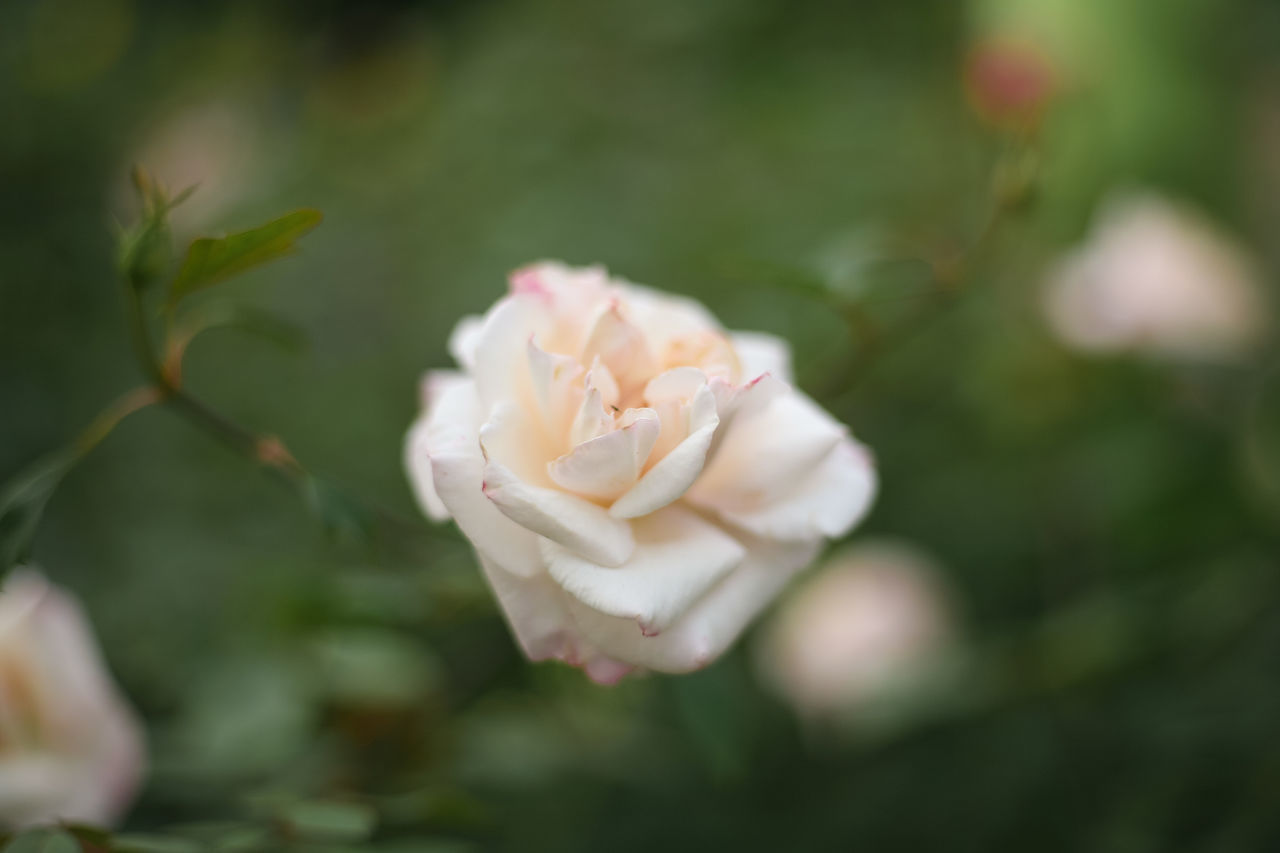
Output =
[
  {"x1": 124, "y1": 285, "x2": 303, "y2": 484},
  {"x1": 816, "y1": 138, "x2": 1036, "y2": 403},
  {"x1": 121, "y1": 282, "x2": 437, "y2": 546}
]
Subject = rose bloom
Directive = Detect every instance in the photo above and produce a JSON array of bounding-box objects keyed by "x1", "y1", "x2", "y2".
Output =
[
  {"x1": 757, "y1": 541, "x2": 953, "y2": 719},
  {"x1": 0, "y1": 570, "x2": 145, "y2": 827},
  {"x1": 406, "y1": 262, "x2": 876, "y2": 683},
  {"x1": 1043, "y1": 193, "x2": 1267, "y2": 361}
]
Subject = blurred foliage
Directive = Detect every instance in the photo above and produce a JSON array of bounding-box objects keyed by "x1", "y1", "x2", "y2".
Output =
[{"x1": 2, "y1": 0, "x2": 1280, "y2": 850}]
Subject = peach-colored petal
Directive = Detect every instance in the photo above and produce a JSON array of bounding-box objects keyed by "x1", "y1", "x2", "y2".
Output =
[
  {"x1": 548, "y1": 409, "x2": 660, "y2": 500},
  {"x1": 610, "y1": 382, "x2": 718, "y2": 519}
]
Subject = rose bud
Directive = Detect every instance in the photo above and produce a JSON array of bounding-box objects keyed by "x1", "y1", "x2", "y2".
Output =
[
  {"x1": 757, "y1": 541, "x2": 954, "y2": 720},
  {"x1": 1043, "y1": 193, "x2": 1268, "y2": 361},
  {"x1": 0, "y1": 570, "x2": 146, "y2": 827},
  {"x1": 964, "y1": 37, "x2": 1055, "y2": 129},
  {"x1": 406, "y1": 263, "x2": 876, "y2": 683}
]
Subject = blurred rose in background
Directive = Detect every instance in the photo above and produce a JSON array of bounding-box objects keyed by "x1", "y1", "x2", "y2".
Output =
[
  {"x1": 1043, "y1": 193, "x2": 1268, "y2": 361},
  {"x1": 0, "y1": 571, "x2": 144, "y2": 828},
  {"x1": 757, "y1": 540, "x2": 955, "y2": 724}
]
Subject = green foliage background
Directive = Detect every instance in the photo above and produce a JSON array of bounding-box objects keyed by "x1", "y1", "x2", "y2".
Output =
[{"x1": 2, "y1": 0, "x2": 1280, "y2": 849}]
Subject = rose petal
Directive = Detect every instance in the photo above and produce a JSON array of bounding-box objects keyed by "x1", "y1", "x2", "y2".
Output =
[
  {"x1": 562, "y1": 532, "x2": 821, "y2": 673},
  {"x1": 731, "y1": 331, "x2": 793, "y2": 383},
  {"x1": 475, "y1": 554, "x2": 574, "y2": 661},
  {"x1": 715, "y1": 439, "x2": 877, "y2": 541},
  {"x1": 579, "y1": 305, "x2": 657, "y2": 396},
  {"x1": 482, "y1": 459, "x2": 636, "y2": 567},
  {"x1": 543, "y1": 506, "x2": 745, "y2": 635},
  {"x1": 687, "y1": 391, "x2": 846, "y2": 512},
  {"x1": 610, "y1": 383, "x2": 719, "y2": 519},
  {"x1": 406, "y1": 378, "x2": 543, "y2": 577},
  {"x1": 548, "y1": 409, "x2": 660, "y2": 499},
  {"x1": 526, "y1": 339, "x2": 583, "y2": 436},
  {"x1": 447, "y1": 315, "x2": 485, "y2": 369},
  {"x1": 471, "y1": 295, "x2": 553, "y2": 408}
]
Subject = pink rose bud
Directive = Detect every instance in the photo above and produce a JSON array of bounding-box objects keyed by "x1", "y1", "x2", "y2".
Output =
[{"x1": 964, "y1": 38, "x2": 1055, "y2": 128}]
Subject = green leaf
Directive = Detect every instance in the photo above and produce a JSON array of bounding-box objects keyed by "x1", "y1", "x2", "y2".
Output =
[
  {"x1": 169, "y1": 209, "x2": 323, "y2": 302},
  {"x1": 279, "y1": 800, "x2": 376, "y2": 842},
  {"x1": 2, "y1": 828, "x2": 81, "y2": 853},
  {"x1": 0, "y1": 450, "x2": 77, "y2": 573},
  {"x1": 179, "y1": 304, "x2": 309, "y2": 356}
]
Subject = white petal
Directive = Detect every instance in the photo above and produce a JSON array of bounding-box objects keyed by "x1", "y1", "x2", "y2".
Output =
[
  {"x1": 543, "y1": 506, "x2": 745, "y2": 635},
  {"x1": 478, "y1": 554, "x2": 637, "y2": 685},
  {"x1": 526, "y1": 339, "x2": 583, "y2": 435},
  {"x1": 477, "y1": 401, "x2": 556, "y2": 486},
  {"x1": 471, "y1": 295, "x2": 553, "y2": 408},
  {"x1": 404, "y1": 414, "x2": 449, "y2": 521},
  {"x1": 563, "y1": 533, "x2": 820, "y2": 673},
  {"x1": 610, "y1": 383, "x2": 719, "y2": 519},
  {"x1": 716, "y1": 439, "x2": 877, "y2": 541},
  {"x1": 731, "y1": 331, "x2": 793, "y2": 383},
  {"x1": 548, "y1": 409, "x2": 660, "y2": 499},
  {"x1": 447, "y1": 315, "x2": 485, "y2": 369},
  {"x1": 407, "y1": 379, "x2": 543, "y2": 577},
  {"x1": 706, "y1": 372, "x2": 787, "y2": 462},
  {"x1": 481, "y1": 459, "x2": 635, "y2": 567},
  {"x1": 475, "y1": 554, "x2": 573, "y2": 661},
  {"x1": 687, "y1": 391, "x2": 845, "y2": 512}
]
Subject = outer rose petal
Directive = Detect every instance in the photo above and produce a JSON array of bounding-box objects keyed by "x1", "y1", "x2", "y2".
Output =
[
  {"x1": 562, "y1": 533, "x2": 821, "y2": 673},
  {"x1": 715, "y1": 439, "x2": 877, "y2": 541},
  {"x1": 687, "y1": 391, "x2": 846, "y2": 511},
  {"x1": 474, "y1": 555, "x2": 573, "y2": 662},
  {"x1": 471, "y1": 295, "x2": 553, "y2": 409},
  {"x1": 406, "y1": 378, "x2": 543, "y2": 578},
  {"x1": 447, "y1": 315, "x2": 485, "y2": 369},
  {"x1": 542, "y1": 506, "x2": 745, "y2": 635},
  {"x1": 730, "y1": 331, "x2": 794, "y2": 383},
  {"x1": 475, "y1": 555, "x2": 635, "y2": 685},
  {"x1": 481, "y1": 459, "x2": 636, "y2": 567}
]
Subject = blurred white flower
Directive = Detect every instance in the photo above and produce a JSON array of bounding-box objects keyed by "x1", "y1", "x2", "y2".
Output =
[
  {"x1": 757, "y1": 541, "x2": 953, "y2": 719},
  {"x1": 0, "y1": 570, "x2": 145, "y2": 828},
  {"x1": 1043, "y1": 193, "x2": 1268, "y2": 361},
  {"x1": 405, "y1": 262, "x2": 876, "y2": 684},
  {"x1": 123, "y1": 101, "x2": 260, "y2": 230}
]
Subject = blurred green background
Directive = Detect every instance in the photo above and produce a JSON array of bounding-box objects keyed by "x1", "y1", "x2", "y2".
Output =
[{"x1": 3, "y1": 0, "x2": 1280, "y2": 849}]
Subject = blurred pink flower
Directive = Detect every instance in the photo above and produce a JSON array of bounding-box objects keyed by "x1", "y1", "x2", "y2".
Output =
[
  {"x1": 1043, "y1": 193, "x2": 1268, "y2": 361},
  {"x1": 123, "y1": 101, "x2": 260, "y2": 230},
  {"x1": 0, "y1": 571, "x2": 145, "y2": 828},
  {"x1": 757, "y1": 541, "x2": 953, "y2": 719}
]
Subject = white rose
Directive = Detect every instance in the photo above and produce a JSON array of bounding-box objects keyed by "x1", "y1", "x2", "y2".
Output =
[
  {"x1": 0, "y1": 570, "x2": 145, "y2": 827},
  {"x1": 405, "y1": 262, "x2": 876, "y2": 683},
  {"x1": 757, "y1": 540, "x2": 953, "y2": 718},
  {"x1": 1043, "y1": 192, "x2": 1267, "y2": 361}
]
